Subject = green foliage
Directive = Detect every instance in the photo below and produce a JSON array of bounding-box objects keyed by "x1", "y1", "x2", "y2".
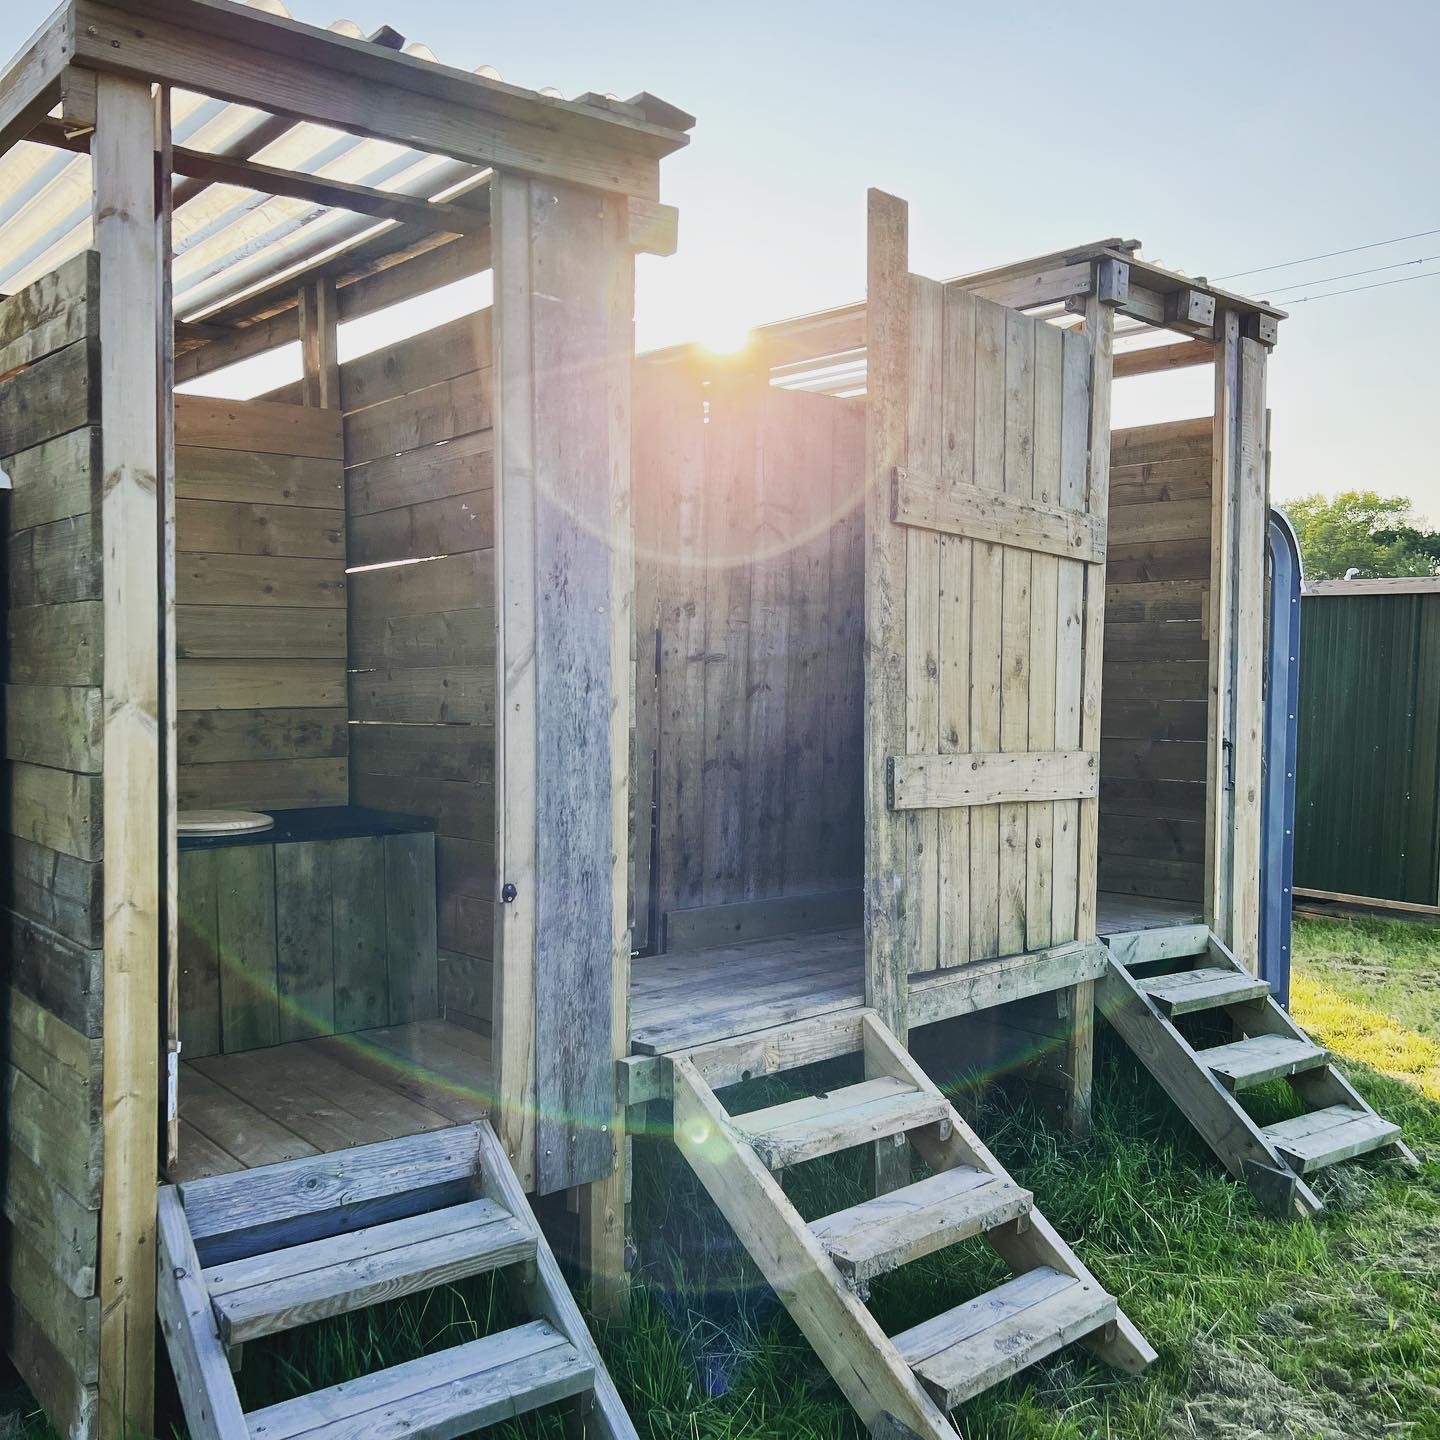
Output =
[{"x1": 1284, "y1": 490, "x2": 1440, "y2": 580}]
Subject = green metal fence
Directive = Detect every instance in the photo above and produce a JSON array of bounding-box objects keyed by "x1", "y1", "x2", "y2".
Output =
[{"x1": 1294, "y1": 588, "x2": 1440, "y2": 905}]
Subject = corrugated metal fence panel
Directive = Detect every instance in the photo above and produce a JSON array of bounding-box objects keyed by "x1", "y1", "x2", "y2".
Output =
[{"x1": 1294, "y1": 592, "x2": 1440, "y2": 904}]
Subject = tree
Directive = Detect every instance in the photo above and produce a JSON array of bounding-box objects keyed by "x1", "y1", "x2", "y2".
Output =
[{"x1": 1282, "y1": 490, "x2": 1440, "y2": 581}]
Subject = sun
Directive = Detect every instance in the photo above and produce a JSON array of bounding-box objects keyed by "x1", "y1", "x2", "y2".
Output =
[{"x1": 697, "y1": 319, "x2": 753, "y2": 356}]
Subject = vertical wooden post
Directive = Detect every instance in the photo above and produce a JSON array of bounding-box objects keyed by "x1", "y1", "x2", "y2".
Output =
[
  {"x1": 589, "y1": 186, "x2": 636, "y2": 1316},
  {"x1": 490, "y1": 173, "x2": 634, "y2": 1250},
  {"x1": 155, "y1": 84, "x2": 179, "y2": 1177},
  {"x1": 863, "y1": 187, "x2": 911, "y2": 1041},
  {"x1": 300, "y1": 276, "x2": 340, "y2": 409},
  {"x1": 94, "y1": 70, "x2": 161, "y2": 1439},
  {"x1": 1064, "y1": 283, "x2": 1116, "y2": 1137},
  {"x1": 1205, "y1": 313, "x2": 1241, "y2": 950},
  {"x1": 864, "y1": 189, "x2": 913, "y2": 1193},
  {"x1": 1229, "y1": 339, "x2": 1269, "y2": 967},
  {"x1": 490, "y1": 171, "x2": 539, "y2": 1190}
]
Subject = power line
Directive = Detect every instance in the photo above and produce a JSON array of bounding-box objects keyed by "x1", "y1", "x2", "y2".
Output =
[
  {"x1": 1268, "y1": 253, "x2": 1440, "y2": 296},
  {"x1": 1215, "y1": 227, "x2": 1440, "y2": 281},
  {"x1": 1280, "y1": 267, "x2": 1440, "y2": 305}
]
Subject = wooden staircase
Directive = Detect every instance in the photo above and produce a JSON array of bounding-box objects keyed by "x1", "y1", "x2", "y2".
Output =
[
  {"x1": 669, "y1": 1011, "x2": 1155, "y2": 1438},
  {"x1": 157, "y1": 1120, "x2": 636, "y2": 1439},
  {"x1": 1098, "y1": 926, "x2": 1416, "y2": 1217}
]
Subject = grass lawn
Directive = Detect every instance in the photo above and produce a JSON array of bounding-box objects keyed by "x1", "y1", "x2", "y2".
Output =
[{"x1": 3, "y1": 914, "x2": 1438, "y2": 1439}]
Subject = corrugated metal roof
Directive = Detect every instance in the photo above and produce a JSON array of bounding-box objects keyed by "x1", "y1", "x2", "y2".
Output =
[{"x1": 0, "y1": 0, "x2": 608, "y2": 325}]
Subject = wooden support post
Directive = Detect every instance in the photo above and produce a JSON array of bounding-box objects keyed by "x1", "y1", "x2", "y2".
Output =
[
  {"x1": 95, "y1": 70, "x2": 161, "y2": 1440},
  {"x1": 589, "y1": 187, "x2": 637, "y2": 1315},
  {"x1": 863, "y1": 189, "x2": 913, "y2": 1193},
  {"x1": 1205, "y1": 313, "x2": 1241, "y2": 950},
  {"x1": 1064, "y1": 288, "x2": 1115, "y2": 1138},
  {"x1": 490, "y1": 170, "x2": 539, "y2": 1191},
  {"x1": 1230, "y1": 338, "x2": 1269, "y2": 968},
  {"x1": 299, "y1": 276, "x2": 340, "y2": 408},
  {"x1": 490, "y1": 171, "x2": 635, "y2": 1244},
  {"x1": 155, "y1": 83, "x2": 179, "y2": 1178}
]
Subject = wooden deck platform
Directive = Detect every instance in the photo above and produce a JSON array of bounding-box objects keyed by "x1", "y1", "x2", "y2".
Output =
[
  {"x1": 177, "y1": 893, "x2": 1200, "y2": 1179},
  {"x1": 176, "y1": 1019, "x2": 493, "y2": 1181}
]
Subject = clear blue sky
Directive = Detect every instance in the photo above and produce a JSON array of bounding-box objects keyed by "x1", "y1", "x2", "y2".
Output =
[{"x1": 5, "y1": 0, "x2": 1437, "y2": 517}]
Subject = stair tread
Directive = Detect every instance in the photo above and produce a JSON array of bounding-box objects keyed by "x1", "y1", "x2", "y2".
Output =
[
  {"x1": 1263, "y1": 1104, "x2": 1401, "y2": 1173},
  {"x1": 734, "y1": 1075, "x2": 950, "y2": 1168},
  {"x1": 244, "y1": 1320, "x2": 592, "y2": 1440},
  {"x1": 1200, "y1": 1033, "x2": 1327, "y2": 1091},
  {"x1": 811, "y1": 1166, "x2": 1032, "y2": 1284},
  {"x1": 892, "y1": 1267, "x2": 1116, "y2": 1410},
  {"x1": 206, "y1": 1198, "x2": 536, "y2": 1344},
  {"x1": 1141, "y1": 966, "x2": 1271, "y2": 1016}
]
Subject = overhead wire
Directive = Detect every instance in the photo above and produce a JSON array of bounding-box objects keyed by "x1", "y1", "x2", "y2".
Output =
[
  {"x1": 1216, "y1": 227, "x2": 1440, "y2": 281},
  {"x1": 1276, "y1": 268, "x2": 1440, "y2": 305},
  {"x1": 1266, "y1": 253, "x2": 1440, "y2": 296}
]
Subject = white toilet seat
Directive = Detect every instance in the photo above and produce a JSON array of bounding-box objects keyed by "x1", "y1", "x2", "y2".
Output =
[{"x1": 177, "y1": 809, "x2": 275, "y2": 836}]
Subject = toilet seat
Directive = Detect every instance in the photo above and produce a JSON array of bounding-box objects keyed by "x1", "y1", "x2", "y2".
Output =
[{"x1": 177, "y1": 809, "x2": 275, "y2": 836}]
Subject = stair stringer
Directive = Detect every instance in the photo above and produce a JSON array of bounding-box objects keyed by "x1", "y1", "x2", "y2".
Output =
[
  {"x1": 1098, "y1": 927, "x2": 1415, "y2": 1217},
  {"x1": 156, "y1": 1120, "x2": 638, "y2": 1440},
  {"x1": 1096, "y1": 948, "x2": 1320, "y2": 1216}
]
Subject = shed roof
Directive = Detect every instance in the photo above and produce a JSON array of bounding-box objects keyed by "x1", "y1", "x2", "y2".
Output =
[{"x1": 0, "y1": 0, "x2": 690, "y2": 343}]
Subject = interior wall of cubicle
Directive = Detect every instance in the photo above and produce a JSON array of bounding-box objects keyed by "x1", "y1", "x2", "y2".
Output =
[{"x1": 631, "y1": 353, "x2": 867, "y2": 958}]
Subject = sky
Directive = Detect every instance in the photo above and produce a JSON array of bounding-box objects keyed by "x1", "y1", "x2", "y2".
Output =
[{"x1": 4, "y1": 0, "x2": 1437, "y2": 519}]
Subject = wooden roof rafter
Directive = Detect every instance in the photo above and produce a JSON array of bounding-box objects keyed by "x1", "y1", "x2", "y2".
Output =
[
  {"x1": 62, "y1": 0, "x2": 693, "y2": 197},
  {"x1": 644, "y1": 238, "x2": 1282, "y2": 395}
]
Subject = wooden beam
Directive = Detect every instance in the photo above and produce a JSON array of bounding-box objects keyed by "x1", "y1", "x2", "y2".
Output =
[
  {"x1": 0, "y1": 7, "x2": 72, "y2": 156},
  {"x1": 94, "y1": 69, "x2": 161, "y2": 1438},
  {"x1": 951, "y1": 260, "x2": 1095, "y2": 312},
  {"x1": 888, "y1": 750, "x2": 1099, "y2": 811},
  {"x1": 299, "y1": 277, "x2": 339, "y2": 409},
  {"x1": 893, "y1": 467, "x2": 1105, "y2": 563},
  {"x1": 169, "y1": 145, "x2": 490, "y2": 235},
  {"x1": 625, "y1": 196, "x2": 678, "y2": 257},
  {"x1": 73, "y1": 0, "x2": 687, "y2": 198},
  {"x1": 1112, "y1": 339, "x2": 1212, "y2": 379}
]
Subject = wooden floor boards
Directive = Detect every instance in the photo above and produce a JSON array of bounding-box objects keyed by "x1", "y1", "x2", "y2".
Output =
[
  {"x1": 179, "y1": 903, "x2": 1200, "y2": 1177},
  {"x1": 175, "y1": 1018, "x2": 493, "y2": 1181}
]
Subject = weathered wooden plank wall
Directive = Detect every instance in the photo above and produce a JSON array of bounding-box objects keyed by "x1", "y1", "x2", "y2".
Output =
[
  {"x1": 633, "y1": 357, "x2": 865, "y2": 948},
  {"x1": 174, "y1": 393, "x2": 347, "y2": 809},
  {"x1": 343, "y1": 310, "x2": 496, "y2": 1034},
  {"x1": 1099, "y1": 416, "x2": 1214, "y2": 905},
  {"x1": 1, "y1": 250, "x2": 105, "y2": 1440}
]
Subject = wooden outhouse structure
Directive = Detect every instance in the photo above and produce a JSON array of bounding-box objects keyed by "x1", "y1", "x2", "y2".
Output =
[{"x1": 0, "y1": 3, "x2": 1412, "y2": 1438}]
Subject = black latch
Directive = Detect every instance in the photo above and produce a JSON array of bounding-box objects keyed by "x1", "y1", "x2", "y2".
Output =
[{"x1": 501, "y1": 882, "x2": 518, "y2": 903}]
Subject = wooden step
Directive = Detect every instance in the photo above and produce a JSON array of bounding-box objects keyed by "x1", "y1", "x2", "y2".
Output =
[
  {"x1": 1263, "y1": 1104, "x2": 1402, "y2": 1174},
  {"x1": 892, "y1": 1267, "x2": 1115, "y2": 1410},
  {"x1": 1140, "y1": 966, "x2": 1271, "y2": 1017},
  {"x1": 810, "y1": 1166, "x2": 1032, "y2": 1286},
  {"x1": 244, "y1": 1319, "x2": 592, "y2": 1439},
  {"x1": 205, "y1": 1198, "x2": 535, "y2": 1344},
  {"x1": 733, "y1": 1075, "x2": 950, "y2": 1168},
  {"x1": 1199, "y1": 1034, "x2": 1328, "y2": 1092}
]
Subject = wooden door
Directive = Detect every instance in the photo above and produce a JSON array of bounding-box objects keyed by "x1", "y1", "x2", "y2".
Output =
[{"x1": 864, "y1": 191, "x2": 1112, "y2": 1033}]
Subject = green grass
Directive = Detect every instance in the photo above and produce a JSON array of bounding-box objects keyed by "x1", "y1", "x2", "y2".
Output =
[{"x1": 4, "y1": 915, "x2": 1438, "y2": 1439}]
